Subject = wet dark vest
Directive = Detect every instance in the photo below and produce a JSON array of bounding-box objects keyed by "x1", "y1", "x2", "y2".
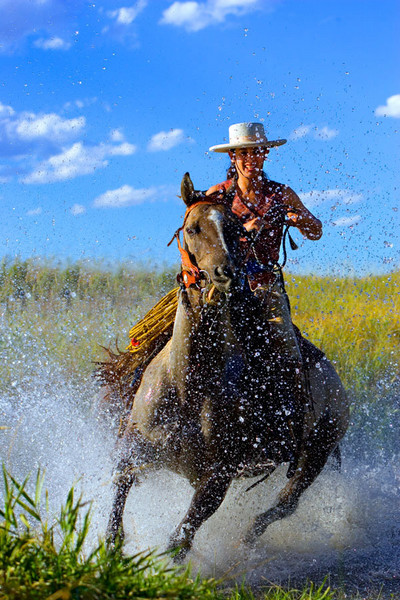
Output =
[{"x1": 217, "y1": 178, "x2": 287, "y2": 264}]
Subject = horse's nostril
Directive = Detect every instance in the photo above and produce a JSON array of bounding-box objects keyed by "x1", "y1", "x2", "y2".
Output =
[{"x1": 215, "y1": 265, "x2": 234, "y2": 279}]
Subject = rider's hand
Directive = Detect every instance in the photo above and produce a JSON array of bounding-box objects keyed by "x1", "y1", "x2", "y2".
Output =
[
  {"x1": 243, "y1": 217, "x2": 262, "y2": 232},
  {"x1": 287, "y1": 211, "x2": 299, "y2": 225}
]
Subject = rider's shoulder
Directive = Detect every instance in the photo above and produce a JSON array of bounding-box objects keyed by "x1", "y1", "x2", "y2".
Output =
[{"x1": 206, "y1": 179, "x2": 233, "y2": 196}]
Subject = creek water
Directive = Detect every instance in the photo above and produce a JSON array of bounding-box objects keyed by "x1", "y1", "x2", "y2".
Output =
[{"x1": 0, "y1": 359, "x2": 399, "y2": 598}]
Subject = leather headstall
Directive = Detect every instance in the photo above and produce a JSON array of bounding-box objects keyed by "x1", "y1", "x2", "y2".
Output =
[{"x1": 168, "y1": 196, "x2": 229, "y2": 290}]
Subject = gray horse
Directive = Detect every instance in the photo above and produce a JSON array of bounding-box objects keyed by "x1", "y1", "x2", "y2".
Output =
[{"x1": 105, "y1": 173, "x2": 349, "y2": 560}]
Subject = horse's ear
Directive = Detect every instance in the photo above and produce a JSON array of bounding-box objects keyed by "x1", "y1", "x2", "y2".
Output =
[{"x1": 181, "y1": 172, "x2": 195, "y2": 207}]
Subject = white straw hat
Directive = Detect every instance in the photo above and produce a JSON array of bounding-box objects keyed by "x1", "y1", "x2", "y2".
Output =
[{"x1": 209, "y1": 122, "x2": 287, "y2": 153}]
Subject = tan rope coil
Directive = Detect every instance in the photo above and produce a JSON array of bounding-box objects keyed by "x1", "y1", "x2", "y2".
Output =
[{"x1": 127, "y1": 287, "x2": 179, "y2": 353}]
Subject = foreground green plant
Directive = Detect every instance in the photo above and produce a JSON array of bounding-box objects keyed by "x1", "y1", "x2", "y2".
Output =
[
  {"x1": 0, "y1": 465, "x2": 222, "y2": 599},
  {"x1": 0, "y1": 467, "x2": 388, "y2": 599}
]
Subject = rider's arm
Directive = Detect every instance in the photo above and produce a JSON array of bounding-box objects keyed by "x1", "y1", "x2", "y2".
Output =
[
  {"x1": 282, "y1": 186, "x2": 323, "y2": 240},
  {"x1": 206, "y1": 183, "x2": 224, "y2": 195}
]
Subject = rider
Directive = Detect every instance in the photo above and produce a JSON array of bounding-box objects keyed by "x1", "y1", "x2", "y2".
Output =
[{"x1": 206, "y1": 122, "x2": 322, "y2": 475}]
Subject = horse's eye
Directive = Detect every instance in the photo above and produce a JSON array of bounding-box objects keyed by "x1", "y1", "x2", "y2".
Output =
[{"x1": 185, "y1": 226, "x2": 199, "y2": 236}]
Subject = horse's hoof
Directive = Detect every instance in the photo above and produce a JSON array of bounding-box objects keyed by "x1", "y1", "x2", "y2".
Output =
[
  {"x1": 166, "y1": 539, "x2": 190, "y2": 563},
  {"x1": 171, "y1": 545, "x2": 189, "y2": 563},
  {"x1": 106, "y1": 524, "x2": 125, "y2": 550},
  {"x1": 243, "y1": 515, "x2": 265, "y2": 546}
]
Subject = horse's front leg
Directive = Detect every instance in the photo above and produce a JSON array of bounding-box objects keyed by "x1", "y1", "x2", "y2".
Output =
[
  {"x1": 245, "y1": 411, "x2": 341, "y2": 545},
  {"x1": 167, "y1": 468, "x2": 232, "y2": 561},
  {"x1": 106, "y1": 429, "x2": 151, "y2": 547},
  {"x1": 106, "y1": 463, "x2": 137, "y2": 546}
]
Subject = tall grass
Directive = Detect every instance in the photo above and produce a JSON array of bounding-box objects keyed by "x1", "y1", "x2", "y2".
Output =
[
  {"x1": 286, "y1": 271, "x2": 399, "y2": 396},
  {"x1": 0, "y1": 257, "x2": 398, "y2": 401},
  {"x1": 0, "y1": 467, "x2": 338, "y2": 600}
]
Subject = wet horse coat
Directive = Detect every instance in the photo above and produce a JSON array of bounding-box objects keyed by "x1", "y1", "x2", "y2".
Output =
[{"x1": 106, "y1": 173, "x2": 349, "y2": 559}]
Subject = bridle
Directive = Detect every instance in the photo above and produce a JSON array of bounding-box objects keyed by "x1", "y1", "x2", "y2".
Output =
[{"x1": 168, "y1": 199, "x2": 231, "y2": 291}]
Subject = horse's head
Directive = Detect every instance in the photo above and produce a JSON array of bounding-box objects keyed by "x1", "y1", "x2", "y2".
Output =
[{"x1": 180, "y1": 173, "x2": 244, "y2": 293}]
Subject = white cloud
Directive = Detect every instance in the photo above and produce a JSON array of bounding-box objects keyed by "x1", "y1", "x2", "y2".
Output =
[
  {"x1": 299, "y1": 189, "x2": 363, "y2": 208},
  {"x1": 314, "y1": 126, "x2": 339, "y2": 140},
  {"x1": 110, "y1": 128, "x2": 125, "y2": 142},
  {"x1": 290, "y1": 124, "x2": 339, "y2": 141},
  {"x1": 148, "y1": 128, "x2": 186, "y2": 151},
  {"x1": 64, "y1": 97, "x2": 98, "y2": 111},
  {"x1": 108, "y1": 0, "x2": 147, "y2": 25},
  {"x1": 290, "y1": 125, "x2": 311, "y2": 140},
  {"x1": 0, "y1": 0, "x2": 83, "y2": 53},
  {"x1": 0, "y1": 102, "x2": 15, "y2": 117},
  {"x1": 34, "y1": 36, "x2": 71, "y2": 50},
  {"x1": 21, "y1": 140, "x2": 136, "y2": 184},
  {"x1": 71, "y1": 203, "x2": 86, "y2": 216},
  {"x1": 375, "y1": 94, "x2": 400, "y2": 118},
  {"x1": 109, "y1": 142, "x2": 136, "y2": 155},
  {"x1": 93, "y1": 184, "x2": 158, "y2": 208},
  {"x1": 26, "y1": 207, "x2": 42, "y2": 216},
  {"x1": 331, "y1": 215, "x2": 361, "y2": 227},
  {"x1": 13, "y1": 113, "x2": 85, "y2": 142},
  {"x1": 160, "y1": 0, "x2": 261, "y2": 31}
]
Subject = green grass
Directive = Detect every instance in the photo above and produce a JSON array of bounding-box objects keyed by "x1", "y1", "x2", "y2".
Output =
[
  {"x1": 286, "y1": 271, "x2": 400, "y2": 396},
  {"x1": 0, "y1": 257, "x2": 398, "y2": 400},
  {"x1": 0, "y1": 467, "x2": 339, "y2": 600}
]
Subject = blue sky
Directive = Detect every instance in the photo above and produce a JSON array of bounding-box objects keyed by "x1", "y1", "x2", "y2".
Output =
[{"x1": 0, "y1": 0, "x2": 399, "y2": 274}]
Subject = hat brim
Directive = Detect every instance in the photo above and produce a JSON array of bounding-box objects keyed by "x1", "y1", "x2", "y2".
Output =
[{"x1": 209, "y1": 139, "x2": 287, "y2": 153}]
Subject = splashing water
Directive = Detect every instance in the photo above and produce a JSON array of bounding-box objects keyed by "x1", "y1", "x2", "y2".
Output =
[
  {"x1": 1, "y1": 360, "x2": 399, "y2": 597},
  {"x1": 0, "y1": 365, "x2": 115, "y2": 542}
]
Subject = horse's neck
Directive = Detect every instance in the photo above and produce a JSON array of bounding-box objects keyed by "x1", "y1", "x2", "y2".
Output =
[{"x1": 169, "y1": 288, "x2": 237, "y2": 388}]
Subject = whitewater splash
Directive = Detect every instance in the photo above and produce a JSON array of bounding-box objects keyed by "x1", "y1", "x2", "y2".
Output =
[{"x1": 1, "y1": 370, "x2": 399, "y2": 598}]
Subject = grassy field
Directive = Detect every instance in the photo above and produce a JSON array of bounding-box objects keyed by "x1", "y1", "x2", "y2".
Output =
[
  {"x1": 0, "y1": 257, "x2": 398, "y2": 398},
  {"x1": 0, "y1": 258, "x2": 399, "y2": 599}
]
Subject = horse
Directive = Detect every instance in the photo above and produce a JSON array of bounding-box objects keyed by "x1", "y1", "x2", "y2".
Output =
[{"x1": 104, "y1": 172, "x2": 349, "y2": 560}]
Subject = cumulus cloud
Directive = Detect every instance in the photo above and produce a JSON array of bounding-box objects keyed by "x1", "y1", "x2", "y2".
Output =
[
  {"x1": 375, "y1": 94, "x2": 400, "y2": 118},
  {"x1": 110, "y1": 128, "x2": 125, "y2": 142},
  {"x1": 0, "y1": 101, "x2": 137, "y2": 183},
  {"x1": 148, "y1": 128, "x2": 186, "y2": 151},
  {"x1": 299, "y1": 189, "x2": 363, "y2": 208},
  {"x1": 314, "y1": 126, "x2": 338, "y2": 140},
  {"x1": 0, "y1": 0, "x2": 80, "y2": 52},
  {"x1": 160, "y1": 0, "x2": 262, "y2": 32},
  {"x1": 331, "y1": 215, "x2": 361, "y2": 227},
  {"x1": 290, "y1": 124, "x2": 339, "y2": 141},
  {"x1": 0, "y1": 106, "x2": 87, "y2": 168},
  {"x1": 0, "y1": 102, "x2": 15, "y2": 117},
  {"x1": 26, "y1": 207, "x2": 42, "y2": 216},
  {"x1": 0, "y1": 104, "x2": 86, "y2": 159},
  {"x1": 290, "y1": 125, "x2": 312, "y2": 140},
  {"x1": 71, "y1": 204, "x2": 86, "y2": 216},
  {"x1": 21, "y1": 140, "x2": 136, "y2": 184},
  {"x1": 93, "y1": 184, "x2": 158, "y2": 208},
  {"x1": 64, "y1": 97, "x2": 98, "y2": 111},
  {"x1": 108, "y1": 0, "x2": 148, "y2": 25},
  {"x1": 13, "y1": 113, "x2": 85, "y2": 142},
  {"x1": 34, "y1": 36, "x2": 71, "y2": 50}
]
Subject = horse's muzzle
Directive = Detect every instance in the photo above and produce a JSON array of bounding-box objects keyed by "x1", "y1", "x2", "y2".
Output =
[{"x1": 212, "y1": 264, "x2": 241, "y2": 292}]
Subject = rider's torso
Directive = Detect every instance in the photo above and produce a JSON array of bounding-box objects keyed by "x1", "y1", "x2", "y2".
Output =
[{"x1": 216, "y1": 178, "x2": 288, "y2": 265}]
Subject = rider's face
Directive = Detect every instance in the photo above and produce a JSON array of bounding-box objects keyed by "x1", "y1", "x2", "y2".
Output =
[{"x1": 229, "y1": 146, "x2": 269, "y2": 179}]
